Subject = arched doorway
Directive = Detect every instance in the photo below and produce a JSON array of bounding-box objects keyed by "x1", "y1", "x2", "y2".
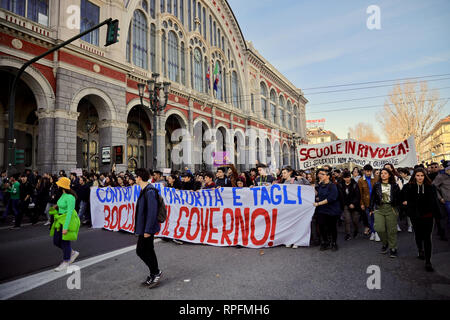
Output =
[
  {"x1": 0, "y1": 70, "x2": 39, "y2": 172},
  {"x1": 193, "y1": 120, "x2": 210, "y2": 172},
  {"x1": 127, "y1": 105, "x2": 151, "y2": 172},
  {"x1": 76, "y1": 98, "x2": 99, "y2": 173},
  {"x1": 165, "y1": 114, "x2": 184, "y2": 171}
]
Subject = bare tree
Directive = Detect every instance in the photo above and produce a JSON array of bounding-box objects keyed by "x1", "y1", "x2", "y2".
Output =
[
  {"x1": 378, "y1": 81, "x2": 447, "y2": 157},
  {"x1": 349, "y1": 122, "x2": 380, "y2": 143}
]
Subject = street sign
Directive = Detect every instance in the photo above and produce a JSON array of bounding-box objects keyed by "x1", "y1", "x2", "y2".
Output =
[
  {"x1": 102, "y1": 146, "x2": 111, "y2": 164},
  {"x1": 14, "y1": 149, "x2": 24, "y2": 164}
]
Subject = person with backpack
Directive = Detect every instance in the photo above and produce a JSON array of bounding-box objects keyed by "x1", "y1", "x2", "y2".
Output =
[
  {"x1": 340, "y1": 171, "x2": 361, "y2": 240},
  {"x1": 134, "y1": 168, "x2": 162, "y2": 289},
  {"x1": 314, "y1": 168, "x2": 342, "y2": 251}
]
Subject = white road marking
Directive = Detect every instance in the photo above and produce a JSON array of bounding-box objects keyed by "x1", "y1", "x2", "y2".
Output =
[{"x1": 0, "y1": 239, "x2": 161, "y2": 300}]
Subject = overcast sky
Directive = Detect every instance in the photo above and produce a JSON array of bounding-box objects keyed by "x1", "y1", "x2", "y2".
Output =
[{"x1": 228, "y1": 0, "x2": 450, "y2": 141}]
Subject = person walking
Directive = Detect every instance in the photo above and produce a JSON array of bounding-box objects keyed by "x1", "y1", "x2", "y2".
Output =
[
  {"x1": 358, "y1": 164, "x2": 380, "y2": 241},
  {"x1": 10, "y1": 174, "x2": 33, "y2": 230},
  {"x1": 50, "y1": 177, "x2": 80, "y2": 272},
  {"x1": 402, "y1": 168, "x2": 441, "y2": 272},
  {"x1": 314, "y1": 168, "x2": 342, "y2": 251},
  {"x1": 134, "y1": 168, "x2": 162, "y2": 289},
  {"x1": 4, "y1": 175, "x2": 20, "y2": 224},
  {"x1": 341, "y1": 171, "x2": 361, "y2": 240},
  {"x1": 369, "y1": 168, "x2": 401, "y2": 258},
  {"x1": 432, "y1": 166, "x2": 450, "y2": 240}
]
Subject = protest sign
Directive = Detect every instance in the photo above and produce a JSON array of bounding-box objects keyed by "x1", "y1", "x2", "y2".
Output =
[
  {"x1": 297, "y1": 136, "x2": 417, "y2": 169},
  {"x1": 90, "y1": 184, "x2": 315, "y2": 248}
]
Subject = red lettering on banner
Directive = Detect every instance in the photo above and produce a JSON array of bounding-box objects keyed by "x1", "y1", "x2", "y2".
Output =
[
  {"x1": 110, "y1": 206, "x2": 119, "y2": 230},
  {"x1": 119, "y1": 204, "x2": 128, "y2": 230},
  {"x1": 336, "y1": 143, "x2": 343, "y2": 154},
  {"x1": 390, "y1": 146, "x2": 396, "y2": 156},
  {"x1": 347, "y1": 141, "x2": 356, "y2": 154},
  {"x1": 207, "y1": 208, "x2": 220, "y2": 244},
  {"x1": 378, "y1": 147, "x2": 386, "y2": 158},
  {"x1": 268, "y1": 209, "x2": 278, "y2": 247},
  {"x1": 200, "y1": 208, "x2": 210, "y2": 243},
  {"x1": 174, "y1": 207, "x2": 187, "y2": 238},
  {"x1": 162, "y1": 205, "x2": 171, "y2": 236},
  {"x1": 364, "y1": 145, "x2": 369, "y2": 158},
  {"x1": 299, "y1": 148, "x2": 308, "y2": 161},
  {"x1": 130, "y1": 203, "x2": 136, "y2": 232},
  {"x1": 384, "y1": 147, "x2": 392, "y2": 158},
  {"x1": 221, "y1": 208, "x2": 234, "y2": 245},
  {"x1": 104, "y1": 206, "x2": 111, "y2": 228},
  {"x1": 397, "y1": 142, "x2": 407, "y2": 155},
  {"x1": 186, "y1": 207, "x2": 200, "y2": 240},
  {"x1": 369, "y1": 146, "x2": 379, "y2": 158},
  {"x1": 250, "y1": 208, "x2": 271, "y2": 246},
  {"x1": 234, "y1": 208, "x2": 250, "y2": 246},
  {"x1": 324, "y1": 146, "x2": 330, "y2": 156},
  {"x1": 357, "y1": 143, "x2": 365, "y2": 157}
]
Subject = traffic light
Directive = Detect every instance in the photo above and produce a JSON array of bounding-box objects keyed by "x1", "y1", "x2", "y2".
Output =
[
  {"x1": 14, "y1": 149, "x2": 24, "y2": 165},
  {"x1": 114, "y1": 146, "x2": 123, "y2": 164},
  {"x1": 105, "y1": 19, "x2": 119, "y2": 47}
]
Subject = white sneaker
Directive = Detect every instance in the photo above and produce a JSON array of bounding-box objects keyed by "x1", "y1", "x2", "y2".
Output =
[
  {"x1": 285, "y1": 244, "x2": 292, "y2": 248},
  {"x1": 44, "y1": 221, "x2": 51, "y2": 226},
  {"x1": 375, "y1": 232, "x2": 381, "y2": 242},
  {"x1": 370, "y1": 233, "x2": 375, "y2": 241},
  {"x1": 54, "y1": 261, "x2": 69, "y2": 272},
  {"x1": 408, "y1": 226, "x2": 413, "y2": 233},
  {"x1": 69, "y1": 250, "x2": 79, "y2": 264},
  {"x1": 397, "y1": 224, "x2": 402, "y2": 232},
  {"x1": 292, "y1": 245, "x2": 298, "y2": 249}
]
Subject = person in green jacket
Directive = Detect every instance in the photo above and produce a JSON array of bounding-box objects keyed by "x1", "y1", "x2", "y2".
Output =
[
  {"x1": 51, "y1": 177, "x2": 80, "y2": 272},
  {"x1": 3, "y1": 176, "x2": 20, "y2": 223}
]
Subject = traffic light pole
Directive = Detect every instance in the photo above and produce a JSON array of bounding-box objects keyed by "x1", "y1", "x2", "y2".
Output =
[{"x1": 7, "y1": 18, "x2": 115, "y2": 176}]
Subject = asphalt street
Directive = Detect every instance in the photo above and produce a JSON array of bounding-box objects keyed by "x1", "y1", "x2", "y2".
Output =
[{"x1": 1, "y1": 216, "x2": 449, "y2": 300}]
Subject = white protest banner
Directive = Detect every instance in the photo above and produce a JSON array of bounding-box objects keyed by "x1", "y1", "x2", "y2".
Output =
[
  {"x1": 297, "y1": 136, "x2": 417, "y2": 170},
  {"x1": 90, "y1": 184, "x2": 316, "y2": 248}
]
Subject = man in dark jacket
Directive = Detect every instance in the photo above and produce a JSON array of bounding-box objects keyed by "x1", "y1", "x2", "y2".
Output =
[
  {"x1": 11, "y1": 174, "x2": 33, "y2": 229},
  {"x1": 134, "y1": 168, "x2": 162, "y2": 289},
  {"x1": 181, "y1": 173, "x2": 197, "y2": 191}
]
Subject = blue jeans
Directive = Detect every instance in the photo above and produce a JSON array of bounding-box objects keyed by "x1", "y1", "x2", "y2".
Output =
[
  {"x1": 78, "y1": 201, "x2": 88, "y2": 220},
  {"x1": 366, "y1": 208, "x2": 375, "y2": 234},
  {"x1": 4, "y1": 199, "x2": 19, "y2": 219}
]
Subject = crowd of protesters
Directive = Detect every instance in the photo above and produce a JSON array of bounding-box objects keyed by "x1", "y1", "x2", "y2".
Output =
[{"x1": 1, "y1": 159, "x2": 449, "y2": 273}]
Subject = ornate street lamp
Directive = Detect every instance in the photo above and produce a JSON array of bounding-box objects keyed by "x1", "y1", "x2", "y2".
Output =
[{"x1": 138, "y1": 73, "x2": 171, "y2": 170}]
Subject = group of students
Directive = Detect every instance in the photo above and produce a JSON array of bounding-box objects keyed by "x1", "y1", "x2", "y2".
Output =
[{"x1": 312, "y1": 162, "x2": 449, "y2": 273}]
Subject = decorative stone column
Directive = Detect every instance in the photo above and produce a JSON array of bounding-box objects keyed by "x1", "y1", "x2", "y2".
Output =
[
  {"x1": 36, "y1": 109, "x2": 57, "y2": 174},
  {"x1": 53, "y1": 109, "x2": 79, "y2": 174}
]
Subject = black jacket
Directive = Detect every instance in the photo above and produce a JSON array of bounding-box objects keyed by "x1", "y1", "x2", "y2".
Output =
[
  {"x1": 369, "y1": 182, "x2": 401, "y2": 212},
  {"x1": 401, "y1": 183, "x2": 440, "y2": 219},
  {"x1": 215, "y1": 177, "x2": 232, "y2": 187},
  {"x1": 181, "y1": 180, "x2": 196, "y2": 191},
  {"x1": 19, "y1": 182, "x2": 33, "y2": 202},
  {"x1": 77, "y1": 184, "x2": 91, "y2": 202},
  {"x1": 340, "y1": 180, "x2": 361, "y2": 208}
]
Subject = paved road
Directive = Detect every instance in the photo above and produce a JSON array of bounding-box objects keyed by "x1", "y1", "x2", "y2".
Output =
[{"x1": 1, "y1": 219, "x2": 449, "y2": 300}]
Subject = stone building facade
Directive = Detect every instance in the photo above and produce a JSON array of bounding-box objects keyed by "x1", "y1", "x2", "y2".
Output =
[{"x1": 0, "y1": 0, "x2": 307, "y2": 174}]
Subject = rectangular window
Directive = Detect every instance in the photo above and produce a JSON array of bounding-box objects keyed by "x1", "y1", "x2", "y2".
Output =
[
  {"x1": 1, "y1": 0, "x2": 26, "y2": 16},
  {"x1": 251, "y1": 94, "x2": 255, "y2": 112},
  {"x1": 27, "y1": 0, "x2": 49, "y2": 26},
  {"x1": 179, "y1": 0, "x2": 184, "y2": 24},
  {"x1": 80, "y1": 0, "x2": 100, "y2": 46},
  {"x1": 271, "y1": 104, "x2": 276, "y2": 124},
  {"x1": 173, "y1": 0, "x2": 177, "y2": 18},
  {"x1": 209, "y1": 15, "x2": 212, "y2": 44},
  {"x1": 197, "y1": 3, "x2": 201, "y2": 34},
  {"x1": 160, "y1": 0, "x2": 165, "y2": 13},
  {"x1": 187, "y1": 0, "x2": 191, "y2": 31},
  {"x1": 150, "y1": 0, "x2": 155, "y2": 19},
  {"x1": 202, "y1": 7, "x2": 206, "y2": 39},
  {"x1": 167, "y1": 0, "x2": 171, "y2": 14}
]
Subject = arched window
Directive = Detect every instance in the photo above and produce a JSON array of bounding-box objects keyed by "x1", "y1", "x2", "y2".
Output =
[
  {"x1": 181, "y1": 41, "x2": 186, "y2": 85},
  {"x1": 215, "y1": 61, "x2": 223, "y2": 101},
  {"x1": 279, "y1": 95, "x2": 285, "y2": 127},
  {"x1": 132, "y1": 10, "x2": 148, "y2": 70},
  {"x1": 287, "y1": 100, "x2": 292, "y2": 130},
  {"x1": 213, "y1": 21, "x2": 217, "y2": 46},
  {"x1": 150, "y1": 23, "x2": 156, "y2": 71},
  {"x1": 142, "y1": 0, "x2": 148, "y2": 12},
  {"x1": 150, "y1": 0, "x2": 155, "y2": 18},
  {"x1": 193, "y1": 48, "x2": 203, "y2": 92},
  {"x1": 294, "y1": 105, "x2": 299, "y2": 132},
  {"x1": 260, "y1": 82, "x2": 268, "y2": 119},
  {"x1": 161, "y1": 30, "x2": 167, "y2": 76},
  {"x1": 223, "y1": 67, "x2": 228, "y2": 103},
  {"x1": 270, "y1": 90, "x2": 277, "y2": 124},
  {"x1": 232, "y1": 71, "x2": 239, "y2": 108},
  {"x1": 168, "y1": 31, "x2": 179, "y2": 82},
  {"x1": 126, "y1": 23, "x2": 131, "y2": 62}
]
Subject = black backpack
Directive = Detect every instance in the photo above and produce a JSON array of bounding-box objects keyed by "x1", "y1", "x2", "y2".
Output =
[{"x1": 143, "y1": 185, "x2": 167, "y2": 223}]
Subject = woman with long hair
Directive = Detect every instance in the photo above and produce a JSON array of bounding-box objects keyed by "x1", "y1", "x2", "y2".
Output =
[
  {"x1": 50, "y1": 177, "x2": 80, "y2": 272},
  {"x1": 314, "y1": 168, "x2": 342, "y2": 251},
  {"x1": 402, "y1": 168, "x2": 440, "y2": 272},
  {"x1": 369, "y1": 168, "x2": 401, "y2": 258}
]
